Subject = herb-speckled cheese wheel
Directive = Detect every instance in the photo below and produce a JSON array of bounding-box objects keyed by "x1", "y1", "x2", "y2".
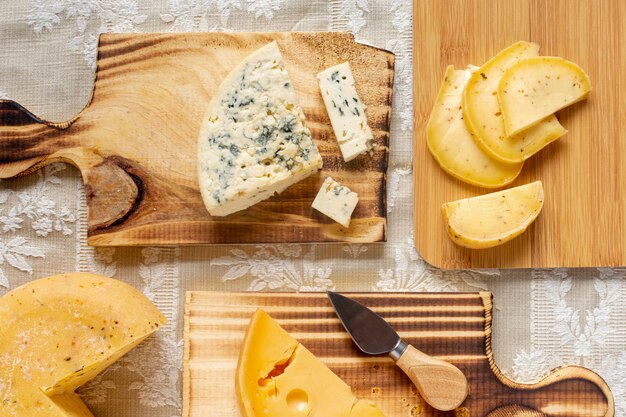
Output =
[{"x1": 0, "y1": 272, "x2": 166, "y2": 417}]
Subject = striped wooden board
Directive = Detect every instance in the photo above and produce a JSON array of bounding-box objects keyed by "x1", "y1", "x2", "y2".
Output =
[
  {"x1": 183, "y1": 292, "x2": 614, "y2": 417},
  {"x1": 0, "y1": 32, "x2": 393, "y2": 245}
]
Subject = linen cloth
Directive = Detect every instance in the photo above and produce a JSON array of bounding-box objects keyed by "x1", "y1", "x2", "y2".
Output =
[{"x1": 0, "y1": 1, "x2": 625, "y2": 416}]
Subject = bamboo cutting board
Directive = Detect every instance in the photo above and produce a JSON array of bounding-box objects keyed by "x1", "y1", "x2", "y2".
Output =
[
  {"x1": 413, "y1": 0, "x2": 626, "y2": 268},
  {"x1": 183, "y1": 292, "x2": 613, "y2": 417},
  {"x1": 0, "y1": 32, "x2": 393, "y2": 245}
]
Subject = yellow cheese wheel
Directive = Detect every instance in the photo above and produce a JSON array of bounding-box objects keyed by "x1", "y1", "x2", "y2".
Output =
[
  {"x1": 441, "y1": 181, "x2": 544, "y2": 249},
  {"x1": 463, "y1": 41, "x2": 567, "y2": 163},
  {"x1": 236, "y1": 309, "x2": 386, "y2": 417},
  {"x1": 0, "y1": 272, "x2": 166, "y2": 417},
  {"x1": 427, "y1": 65, "x2": 522, "y2": 188}
]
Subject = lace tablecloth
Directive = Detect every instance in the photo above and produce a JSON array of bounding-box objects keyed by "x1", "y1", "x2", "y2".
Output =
[{"x1": 1, "y1": 1, "x2": 624, "y2": 416}]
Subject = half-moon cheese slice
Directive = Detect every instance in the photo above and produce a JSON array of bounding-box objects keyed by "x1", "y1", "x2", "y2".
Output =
[
  {"x1": 498, "y1": 56, "x2": 591, "y2": 136},
  {"x1": 236, "y1": 309, "x2": 385, "y2": 417},
  {"x1": 0, "y1": 272, "x2": 166, "y2": 417},
  {"x1": 441, "y1": 181, "x2": 544, "y2": 249},
  {"x1": 463, "y1": 42, "x2": 567, "y2": 163},
  {"x1": 427, "y1": 65, "x2": 523, "y2": 188}
]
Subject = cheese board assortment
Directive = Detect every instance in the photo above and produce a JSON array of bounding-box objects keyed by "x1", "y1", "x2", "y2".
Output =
[
  {"x1": 183, "y1": 292, "x2": 614, "y2": 417},
  {"x1": 0, "y1": 32, "x2": 394, "y2": 245},
  {"x1": 414, "y1": 0, "x2": 626, "y2": 268},
  {"x1": 0, "y1": 0, "x2": 623, "y2": 415},
  {"x1": 428, "y1": 41, "x2": 589, "y2": 251},
  {"x1": 0, "y1": 274, "x2": 616, "y2": 417}
]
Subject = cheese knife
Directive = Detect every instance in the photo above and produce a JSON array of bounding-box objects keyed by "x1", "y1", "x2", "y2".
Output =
[{"x1": 327, "y1": 291, "x2": 469, "y2": 411}]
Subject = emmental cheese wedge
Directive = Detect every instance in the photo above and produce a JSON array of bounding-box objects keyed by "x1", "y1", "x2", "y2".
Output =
[
  {"x1": 427, "y1": 65, "x2": 522, "y2": 188},
  {"x1": 0, "y1": 272, "x2": 166, "y2": 417},
  {"x1": 441, "y1": 181, "x2": 544, "y2": 249},
  {"x1": 498, "y1": 56, "x2": 591, "y2": 136},
  {"x1": 236, "y1": 309, "x2": 386, "y2": 417},
  {"x1": 463, "y1": 42, "x2": 567, "y2": 163},
  {"x1": 197, "y1": 41, "x2": 323, "y2": 217}
]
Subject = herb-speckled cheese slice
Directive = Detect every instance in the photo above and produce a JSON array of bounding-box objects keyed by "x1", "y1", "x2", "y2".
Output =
[
  {"x1": 427, "y1": 65, "x2": 523, "y2": 188},
  {"x1": 236, "y1": 309, "x2": 386, "y2": 417},
  {"x1": 312, "y1": 177, "x2": 358, "y2": 228},
  {"x1": 317, "y1": 62, "x2": 374, "y2": 162},
  {"x1": 0, "y1": 273, "x2": 165, "y2": 417},
  {"x1": 498, "y1": 56, "x2": 591, "y2": 136},
  {"x1": 441, "y1": 181, "x2": 544, "y2": 249},
  {"x1": 197, "y1": 41, "x2": 323, "y2": 217},
  {"x1": 462, "y1": 41, "x2": 567, "y2": 163}
]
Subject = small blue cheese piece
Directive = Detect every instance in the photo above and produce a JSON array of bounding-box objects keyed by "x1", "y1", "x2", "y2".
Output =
[
  {"x1": 197, "y1": 41, "x2": 323, "y2": 217},
  {"x1": 317, "y1": 62, "x2": 374, "y2": 162},
  {"x1": 312, "y1": 177, "x2": 359, "y2": 228}
]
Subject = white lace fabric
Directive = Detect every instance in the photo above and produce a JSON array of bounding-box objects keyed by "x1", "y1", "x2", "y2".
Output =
[{"x1": 0, "y1": 1, "x2": 625, "y2": 416}]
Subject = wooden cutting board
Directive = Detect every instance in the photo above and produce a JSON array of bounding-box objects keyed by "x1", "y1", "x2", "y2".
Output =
[
  {"x1": 413, "y1": 0, "x2": 626, "y2": 268},
  {"x1": 0, "y1": 32, "x2": 393, "y2": 245},
  {"x1": 183, "y1": 292, "x2": 613, "y2": 417}
]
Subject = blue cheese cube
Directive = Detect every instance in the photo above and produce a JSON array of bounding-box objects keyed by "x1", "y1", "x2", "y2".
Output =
[
  {"x1": 312, "y1": 177, "x2": 359, "y2": 228},
  {"x1": 317, "y1": 62, "x2": 374, "y2": 162}
]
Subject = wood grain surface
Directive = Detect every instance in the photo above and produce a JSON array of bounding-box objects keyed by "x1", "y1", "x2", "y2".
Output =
[
  {"x1": 413, "y1": 0, "x2": 625, "y2": 268},
  {"x1": 0, "y1": 32, "x2": 393, "y2": 245},
  {"x1": 183, "y1": 292, "x2": 614, "y2": 417}
]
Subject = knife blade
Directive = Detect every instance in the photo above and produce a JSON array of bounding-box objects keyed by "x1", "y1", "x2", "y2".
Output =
[{"x1": 327, "y1": 291, "x2": 468, "y2": 412}]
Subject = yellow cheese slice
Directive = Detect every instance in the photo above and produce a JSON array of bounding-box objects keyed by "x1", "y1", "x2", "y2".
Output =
[
  {"x1": 498, "y1": 56, "x2": 591, "y2": 136},
  {"x1": 236, "y1": 309, "x2": 385, "y2": 417},
  {"x1": 441, "y1": 181, "x2": 544, "y2": 249},
  {"x1": 0, "y1": 272, "x2": 166, "y2": 417},
  {"x1": 463, "y1": 41, "x2": 567, "y2": 163},
  {"x1": 427, "y1": 65, "x2": 522, "y2": 188}
]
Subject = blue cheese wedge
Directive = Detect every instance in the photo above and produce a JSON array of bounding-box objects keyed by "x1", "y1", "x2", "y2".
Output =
[
  {"x1": 317, "y1": 62, "x2": 374, "y2": 162},
  {"x1": 197, "y1": 42, "x2": 323, "y2": 217},
  {"x1": 312, "y1": 177, "x2": 358, "y2": 228}
]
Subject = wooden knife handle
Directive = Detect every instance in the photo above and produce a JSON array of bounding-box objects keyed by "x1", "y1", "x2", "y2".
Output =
[{"x1": 395, "y1": 344, "x2": 468, "y2": 411}]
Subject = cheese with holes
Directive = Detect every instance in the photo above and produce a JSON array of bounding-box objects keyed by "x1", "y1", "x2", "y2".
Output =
[
  {"x1": 462, "y1": 41, "x2": 567, "y2": 163},
  {"x1": 197, "y1": 41, "x2": 323, "y2": 217},
  {"x1": 0, "y1": 272, "x2": 165, "y2": 417},
  {"x1": 236, "y1": 309, "x2": 385, "y2": 417},
  {"x1": 312, "y1": 177, "x2": 358, "y2": 227},
  {"x1": 498, "y1": 56, "x2": 591, "y2": 136},
  {"x1": 427, "y1": 65, "x2": 523, "y2": 188},
  {"x1": 317, "y1": 62, "x2": 374, "y2": 162}
]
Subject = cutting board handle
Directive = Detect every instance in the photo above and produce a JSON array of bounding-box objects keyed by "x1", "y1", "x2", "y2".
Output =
[
  {"x1": 0, "y1": 100, "x2": 80, "y2": 178},
  {"x1": 0, "y1": 100, "x2": 141, "y2": 229},
  {"x1": 490, "y1": 364, "x2": 615, "y2": 417}
]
